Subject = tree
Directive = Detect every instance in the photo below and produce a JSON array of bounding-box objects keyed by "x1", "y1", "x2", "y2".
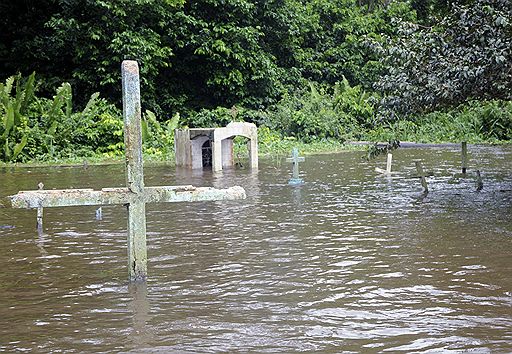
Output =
[
  {"x1": 376, "y1": 0, "x2": 512, "y2": 116},
  {"x1": 1, "y1": 0, "x2": 184, "y2": 112},
  {"x1": 280, "y1": 0, "x2": 414, "y2": 89},
  {"x1": 0, "y1": 0, "x2": 56, "y2": 80},
  {"x1": 161, "y1": 0, "x2": 284, "y2": 113}
]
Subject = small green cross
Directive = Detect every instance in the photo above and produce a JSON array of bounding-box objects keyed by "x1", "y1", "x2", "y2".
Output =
[{"x1": 286, "y1": 147, "x2": 305, "y2": 185}]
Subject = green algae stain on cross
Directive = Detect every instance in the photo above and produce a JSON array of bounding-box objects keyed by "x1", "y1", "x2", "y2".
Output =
[
  {"x1": 286, "y1": 147, "x2": 305, "y2": 185},
  {"x1": 9, "y1": 61, "x2": 246, "y2": 282},
  {"x1": 122, "y1": 60, "x2": 148, "y2": 281}
]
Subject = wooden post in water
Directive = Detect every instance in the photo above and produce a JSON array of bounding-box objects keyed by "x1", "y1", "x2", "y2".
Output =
[
  {"x1": 476, "y1": 170, "x2": 483, "y2": 191},
  {"x1": 414, "y1": 160, "x2": 429, "y2": 194},
  {"x1": 9, "y1": 60, "x2": 246, "y2": 282},
  {"x1": 286, "y1": 147, "x2": 305, "y2": 185},
  {"x1": 461, "y1": 141, "x2": 468, "y2": 175}
]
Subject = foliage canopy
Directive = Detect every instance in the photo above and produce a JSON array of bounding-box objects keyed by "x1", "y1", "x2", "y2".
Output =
[
  {"x1": 0, "y1": 0, "x2": 510, "y2": 163},
  {"x1": 376, "y1": 0, "x2": 512, "y2": 115}
]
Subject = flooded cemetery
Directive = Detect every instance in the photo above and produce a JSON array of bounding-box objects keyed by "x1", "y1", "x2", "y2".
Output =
[{"x1": 1, "y1": 144, "x2": 511, "y2": 352}]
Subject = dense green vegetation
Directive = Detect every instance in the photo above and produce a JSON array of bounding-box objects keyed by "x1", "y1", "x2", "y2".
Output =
[{"x1": 0, "y1": 0, "x2": 510, "y2": 163}]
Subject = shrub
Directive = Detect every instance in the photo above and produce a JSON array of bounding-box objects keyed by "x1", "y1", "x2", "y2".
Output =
[{"x1": 262, "y1": 79, "x2": 377, "y2": 142}]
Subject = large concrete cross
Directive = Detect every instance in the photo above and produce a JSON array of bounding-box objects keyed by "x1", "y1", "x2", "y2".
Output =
[{"x1": 9, "y1": 61, "x2": 246, "y2": 282}]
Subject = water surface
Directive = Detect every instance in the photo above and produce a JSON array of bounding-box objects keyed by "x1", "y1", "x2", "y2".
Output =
[{"x1": 1, "y1": 146, "x2": 511, "y2": 352}]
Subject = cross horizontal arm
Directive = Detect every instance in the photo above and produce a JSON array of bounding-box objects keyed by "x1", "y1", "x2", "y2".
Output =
[
  {"x1": 286, "y1": 157, "x2": 305, "y2": 163},
  {"x1": 9, "y1": 185, "x2": 246, "y2": 209},
  {"x1": 143, "y1": 185, "x2": 246, "y2": 203}
]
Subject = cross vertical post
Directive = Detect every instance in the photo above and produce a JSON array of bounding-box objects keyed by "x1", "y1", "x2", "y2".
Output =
[
  {"x1": 461, "y1": 141, "x2": 468, "y2": 175},
  {"x1": 287, "y1": 147, "x2": 305, "y2": 185},
  {"x1": 414, "y1": 160, "x2": 429, "y2": 194},
  {"x1": 375, "y1": 152, "x2": 393, "y2": 175},
  {"x1": 386, "y1": 153, "x2": 393, "y2": 174},
  {"x1": 122, "y1": 60, "x2": 147, "y2": 281}
]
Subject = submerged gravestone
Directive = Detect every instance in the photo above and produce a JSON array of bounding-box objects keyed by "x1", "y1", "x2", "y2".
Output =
[
  {"x1": 287, "y1": 148, "x2": 305, "y2": 185},
  {"x1": 9, "y1": 61, "x2": 246, "y2": 282}
]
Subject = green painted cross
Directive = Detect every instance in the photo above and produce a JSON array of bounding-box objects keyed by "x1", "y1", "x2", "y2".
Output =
[
  {"x1": 286, "y1": 147, "x2": 305, "y2": 185},
  {"x1": 9, "y1": 61, "x2": 246, "y2": 282}
]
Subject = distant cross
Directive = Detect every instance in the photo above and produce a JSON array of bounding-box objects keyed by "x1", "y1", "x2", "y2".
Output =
[
  {"x1": 9, "y1": 61, "x2": 246, "y2": 282},
  {"x1": 375, "y1": 152, "x2": 393, "y2": 175},
  {"x1": 286, "y1": 147, "x2": 305, "y2": 185},
  {"x1": 461, "y1": 141, "x2": 468, "y2": 174},
  {"x1": 414, "y1": 160, "x2": 429, "y2": 194}
]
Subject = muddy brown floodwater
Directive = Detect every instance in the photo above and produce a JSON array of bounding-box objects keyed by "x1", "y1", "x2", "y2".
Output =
[{"x1": 0, "y1": 145, "x2": 511, "y2": 352}]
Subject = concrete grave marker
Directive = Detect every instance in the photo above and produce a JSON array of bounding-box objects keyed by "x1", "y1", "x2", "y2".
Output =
[
  {"x1": 287, "y1": 147, "x2": 305, "y2": 185},
  {"x1": 375, "y1": 153, "x2": 394, "y2": 175},
  {"x1": 175, "y1": 122, "x2": 258, "y2": 172},
  {"x1": 9, "y1": 61, "x2": 246, "y2": 282}
]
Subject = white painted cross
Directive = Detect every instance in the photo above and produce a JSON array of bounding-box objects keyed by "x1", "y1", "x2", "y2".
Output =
[
  {"x1": 9, "y1": 61, "x2": 246, "y2": 282},
  {"x1": 375, "y1": 153, "x2": 393, "y2": 175}
]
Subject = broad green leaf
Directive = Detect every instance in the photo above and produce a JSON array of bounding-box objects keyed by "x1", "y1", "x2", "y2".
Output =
[
  {"x1": 4, "y1": 138, "x2": 10, "y2": 160},
  {"x1": 48, "y1": 121, "x2": 58, "y2": 136},
  {"x1": 145, "y1": 110, "x2": 158, "y2": 124},
  {"x1": 82, "y1": 92, "x2": 99, "y2": 117},
  {"x1": 13, "y1": 135, "x2": 28, "y2": 159},
  {"x1": 64, "y1": 83, "x2": 73, "y2": 120},
  {"x1": 20, "y1": 72, "x2": 36, "y2": 114},
  {"x1": 4, "y1": 76, "x2": 14, "y2": 97},
  {"x1": 3, "y1": 102, "x2": 15, "y2": 138},
  {"x1": 167, "y1": 112, "x2": 180, "y2": 131},
  {"x1": 141, "y1": 119, "x2": 149, "y2": 142}
]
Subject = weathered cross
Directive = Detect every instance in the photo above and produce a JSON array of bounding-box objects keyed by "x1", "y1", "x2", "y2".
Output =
[
  {"x1": 461, "y1": 141, "x2": 468, "y2": 174},
  {"x1": 286, "y1": 147, "x2": 305, "y2": 185},
  {"x1": 9, "y1": 61, "x2": 246, "y2": 282},
  {"x1": 414, "y1": 160, "x2": 429, "y2": 193}
]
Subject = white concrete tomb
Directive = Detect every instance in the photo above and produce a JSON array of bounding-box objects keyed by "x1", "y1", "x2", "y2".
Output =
[{"x1": 175, "y1": 122, "x2": 258, "y2": 172}]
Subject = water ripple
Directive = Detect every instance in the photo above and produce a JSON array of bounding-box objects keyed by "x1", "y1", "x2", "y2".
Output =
[{"x1": 0, "y1": 147, "x2": 511, "y2": 352}]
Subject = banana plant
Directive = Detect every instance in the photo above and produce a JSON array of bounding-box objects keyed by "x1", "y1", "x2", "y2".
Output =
[
  {"x1": 0, "y1": 72, "x2": 35, "y2": 161},
  {"x1": 142, "y1": 110, "x2": 180, "y2": 148}
]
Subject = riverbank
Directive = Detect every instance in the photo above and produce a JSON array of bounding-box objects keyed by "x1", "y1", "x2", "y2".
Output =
[{"x1": 1, "y1": 138, "x2": 510, "y2": 169}]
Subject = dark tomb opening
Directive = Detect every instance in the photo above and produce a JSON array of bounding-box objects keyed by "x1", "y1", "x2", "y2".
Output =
[{"x1": 202, "y1": 140, "x2": 212, "y2": 167}]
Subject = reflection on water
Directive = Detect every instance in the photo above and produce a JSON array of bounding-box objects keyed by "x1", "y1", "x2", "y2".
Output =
[{"x1": 1, "y1": 146, "x2": 511, "y2": 352}]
